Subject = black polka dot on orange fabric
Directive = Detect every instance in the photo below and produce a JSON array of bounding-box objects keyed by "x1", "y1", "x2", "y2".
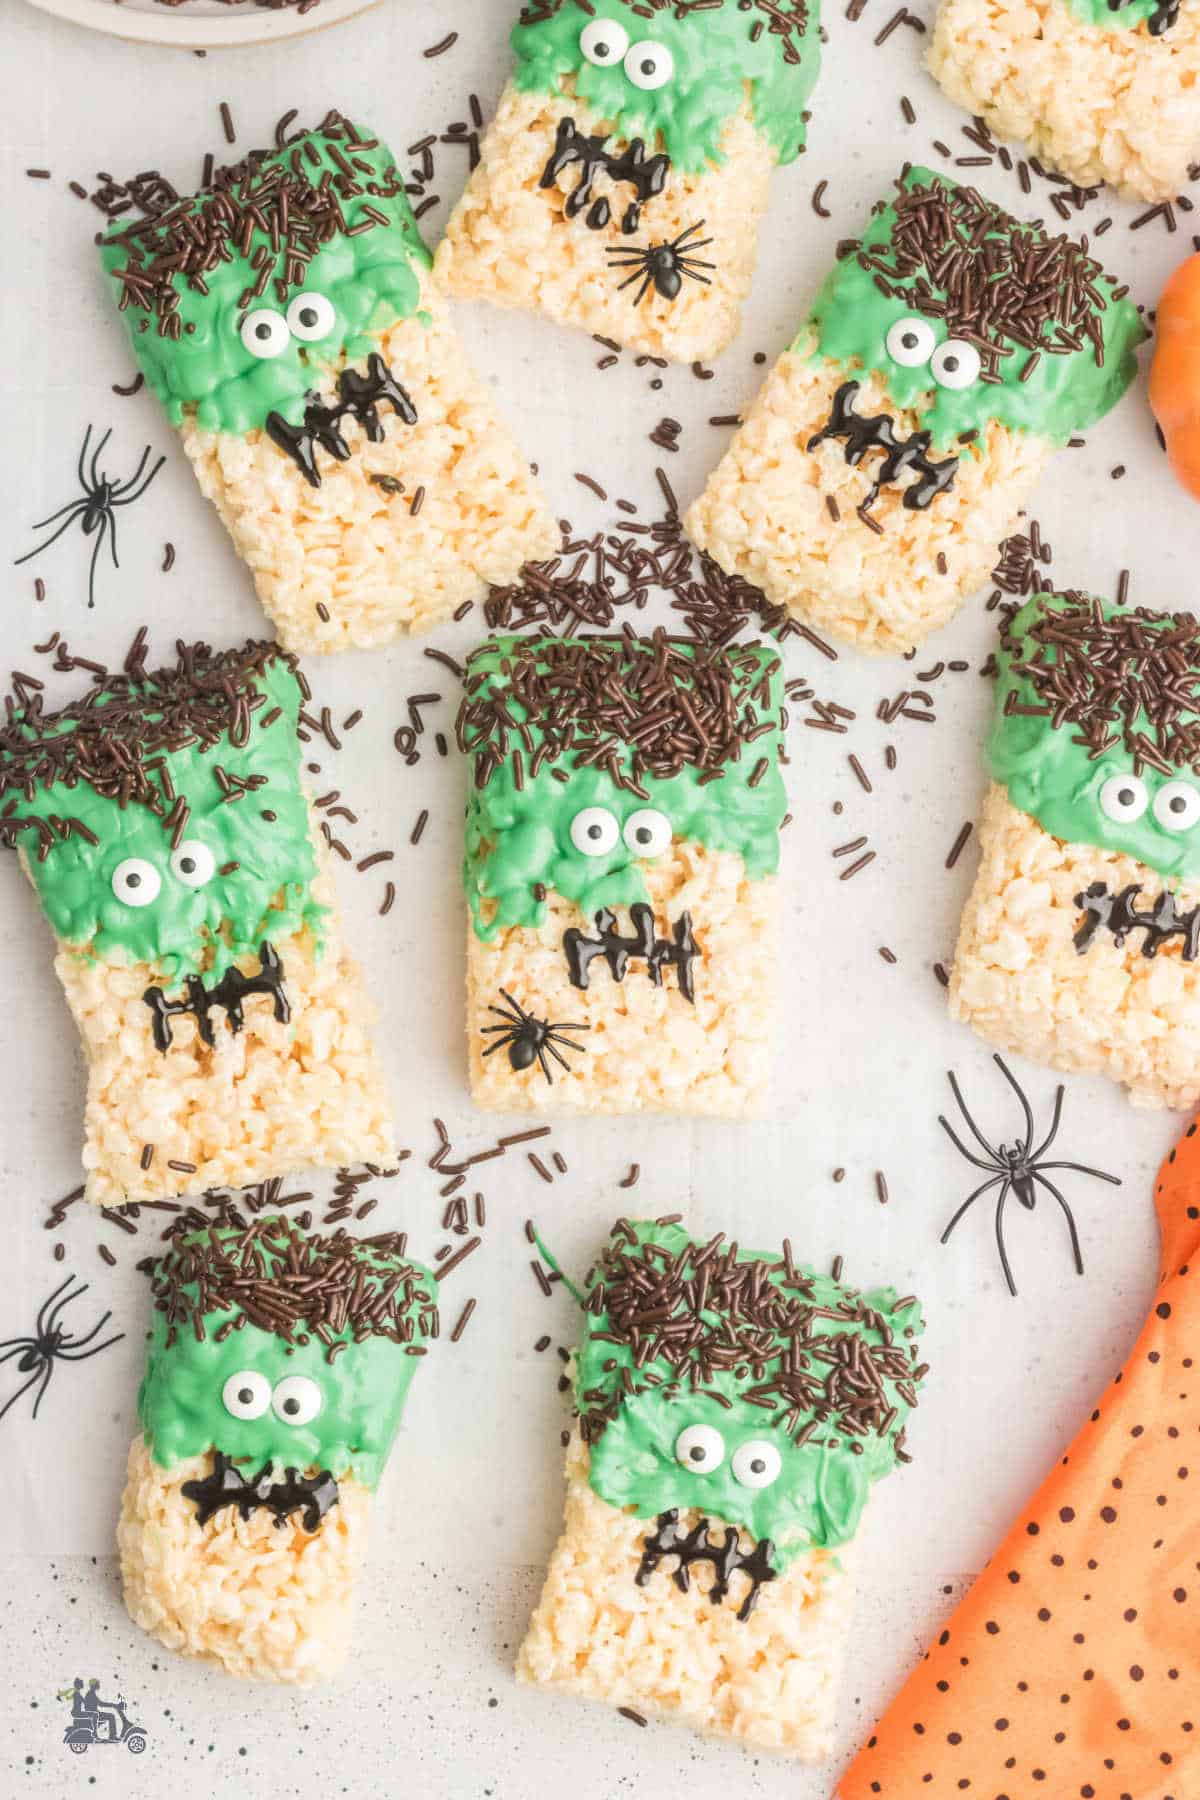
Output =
[
  {"x1": 1052, "y1": 1554, "x2": 1064, "y2": 1567},
  {"x1": 1008, "y1": 1571, "x2": 1020, "y2": 1583},
  {"x1": 1100, "y1": 1506, "x2": 1118, "y2": 1522},
  {"x1": 1130, "y1": 1666, "x2": 1144, "y2": 1681},
  {"x1": 948, "y1": 1732, "x2": 962, "y2": 1745},
  {"x1": 1032, "y1": 1770, "x2": 1045, "y2": 1781},
  {"x1": 1131, "y1": 1425, "x2": 1144, "y2": 1437},
  {"x1": 1027, "y1": 1523, "x2": 1039, "y2": 1536},
  {"x1": 1117, "y1": 1719, "x2": 1131, "y2": 1731},
  {"x1": 1060, "y1": 1506, "x2": 1076, "y2": 1522},
  {"x1": 1159, "y1": 1303, "x2": 1173, "y2": 1319},
  {"x1": 1083, "y1": 1669, "x2": 1094, "y2": 1680},
  {"x1": 1180, "y1": 1467, "x2": 1190, "y2": 1479},
  {"x1": 986, "y1": 1621, "x2": 1000, "y2": 1634},
  {"x1": 1087, "y1": 1559, "x2": 1098, "y2": 1570},
  {"x1": 995, "y1": 1719, "x2": 1009, "y2": 1731},
  {"x1": 1175, "y1": 1587, "x2": 1188, "y2": 1601},
  {"x1": 1124, "y1": 1609, "x2": 1138, "y2": 1622},
  {"x1": 1017, "y1": 1682, "x2": 1029, "y2": 1694},
  {"x1": 1038, "y1": 1608, "x2": 1052, "y2": 1621},
  {"x1": 940, "y1": 1630, "x2": 951, "y2": 1645},
  {"x1": 1082, "y1": 1786, "x2": 1095, "y2": 1797}
]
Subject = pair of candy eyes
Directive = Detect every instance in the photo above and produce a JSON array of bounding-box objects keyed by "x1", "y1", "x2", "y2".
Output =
[
  {"x1": 675, "y1": 1424, "x2": 782, "y2": 1489},
  {"x1": 885, "y1": 317, "x2": 981, "y2": 391},
  {"x1": 1099, "y1": 774, "x2": 1200, "y2": 831},
  {"x1": 222, "y1": 1370, "x2": 322, "y2": 1425},
  {"x1": 569, "y1": 806, "x2": 671, "y2": 859},
  {"x1": 240, "y1": 291, "x2": 336, "y2": 362},
  {"x1": 110, "y1": 840, "x2": 216, "y2": 908},
  {"x1": 579, "y1": 19, "x2": 674, "y2": 89}
]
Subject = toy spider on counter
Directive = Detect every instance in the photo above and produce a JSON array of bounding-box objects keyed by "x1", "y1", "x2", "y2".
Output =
[
  {"x1": 0, "y1": 1273, "x2": 124, "y2": 1422},
  {"x1": 14, "y1": 423, "x2": 165, "y2": 609},
  {"x1": 481, "y1": 989, "x2": 589, "y2": 1084},
  {"x1": 938, "y1": 1054, "x2": 1121, "y2": 1295},
  {"x1": 605, "y1": 221, "x2": 716, "y2": 305}
]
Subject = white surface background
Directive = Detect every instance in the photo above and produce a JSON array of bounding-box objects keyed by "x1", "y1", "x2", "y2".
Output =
[{"x1": 2, "y1": 1, "x2": 1196, "y2": 1794}]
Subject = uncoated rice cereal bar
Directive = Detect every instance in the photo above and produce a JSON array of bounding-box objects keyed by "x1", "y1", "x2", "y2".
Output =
[
  {"x1": 120, "y1": 1214, "x2": 437, "y2": 1684},
  {"x1": 435, "y1": 1, "x2": 821, "y2": 363},
  {"x1": 929, "y1": 0, "x2": 1200, "y2": 204},
  {"x1": 518, "y1": 1218, "x2": 927, "y2": 1756},
  {"x1": 951, "y1": 591, "x2": 1200, "y2": 1109},
  {"x1": 100, "y1": 112, "x2": 557, "y2": 655},
  {"x1": 0, "y1": 638, "x2": 394, "y2": 1206},
  {"x1": 456, "y1": 630, "x2": 788, "y2": 1117},
  {"x1": 686, "y1": 167, "x2": 1144, "y2": 655}
]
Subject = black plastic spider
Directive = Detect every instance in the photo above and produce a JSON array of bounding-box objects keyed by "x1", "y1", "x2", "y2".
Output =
[
  {"x1": 481, "y1": 990, "x2": 589, "y2": 1084},
  {"x1": 605, "y1": 221, "x2": 716, "y2": 306},
  {"x1": 14, "y1": 424, "x2": 165, "y2": 609},
  {"x1": 0, "y1": 1274, "x2": 124, "y2": 1422},
  {"x1": 938, "y1": 1054, "x2": 1121, "y2": 1296}
]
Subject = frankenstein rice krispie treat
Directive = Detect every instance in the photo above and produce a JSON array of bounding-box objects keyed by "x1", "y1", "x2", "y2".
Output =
[
  {"x1": 100, "y1": 112, "x2": 556, "y2": 655},
  {"x1": 435, "y1": 0, "x2": 821, "y2": 363},
  {"x1": 952, "y1": 593, "x2": 1200, "y2": 1108},
  {"x1": 120, "y1": 1215, "x2": 436, "y2": 1683},
  {"x1": 519, "y1": 1219, "x2": 926, "y2": 1755},
  {"x1": 930, "y1": 0, "x2": 1200, "y2": 204},
  {"x1": 457, "y1": 631, "x2": 787, "y2": 1117},
  {"x1": 0, "y1": 638, "x2": 393, "y2": 1205},
  {"x1": 687, "y1": 168, "x2": 1144, "y2": 654}
]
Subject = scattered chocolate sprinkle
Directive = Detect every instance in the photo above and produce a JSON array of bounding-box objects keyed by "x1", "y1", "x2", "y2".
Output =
[{"x1": 945, "y1": 822, "x2": 974, "y2": 869}]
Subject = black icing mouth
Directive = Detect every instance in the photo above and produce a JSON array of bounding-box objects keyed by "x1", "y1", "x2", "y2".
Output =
[
  {"x1": 1074, "y1": 881, "x2": 1200, "y2": 961},
  {"x1": 540, "y1": 116, "x2": 671, "y2": 234},
  {"x1": 807, "y1": 380, "x2": 959, "y2": 518},
  {"x1": 265, "y1": 352, "x2": 418, "y2": 488},
  {"x1": 143, "y1": 941, "x2": 290, "y2": 1053},
  {"x1": 563, "y1": 904, "x2": 700, "y2": 1003},
  {"x1": 1132, "y1": 0, "x2": 1179, "y2": 33},
  {"x1": 636, "y1": 1508, "x2": 778, "y2": 1622},
  {"x1": 181, "y1": 1452, "x2": 339, "y2": 1533}
]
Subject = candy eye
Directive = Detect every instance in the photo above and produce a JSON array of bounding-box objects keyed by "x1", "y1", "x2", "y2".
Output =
[
  {"x1": 222, "y1": 1370, "x2": 271, "y2": 1420},
  {"x1": 239, "y1": 309, "x2": 290, "y2": 359},
  {"x1": 732, "y1": 1439, "x2": 782, "y2": 1489},
  {"x1": 622, "y1": 808, "x2": 672, "y2": 858},
  {"x1": 171, "y1": 840, "x2": 216, "y2": 889},
  {"x1": 885, "y1": 316, "x2": 936, "y2": 368},
  {"x1": 931, "y1": 339, "x2": 982, "y2": 390},
  {"x1": 111, "y1": 858, "x2": 161, "y2": 908},
  {"x1": 271, "y1": 1375, "x2": 322, "y2": 1426},
  {"x1": 569, "y1": 807, "x2": 620, "y2": 857},
  {"x1": 1099, "y1": 772, "x2": 1149, "y2": 824},
  {"x1": 580, "y1": 17, "x2": 629, "y2": 65},
  {"x1": 624, "y1": 39, "x2": 674, "y2": 89},
  {"x1": 674, "y1": 1423, "x2": 725, "y2": 1473},
  {"x1": 1153, "y1": 779, "x2": 1200, "y2": 832},
  {"x1": 286, "y1": 292, "x2": 336, "y2": 343}
]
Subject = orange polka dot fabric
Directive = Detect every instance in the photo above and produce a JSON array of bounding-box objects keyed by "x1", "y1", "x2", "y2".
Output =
[{"x1": 841, "y1": 1121, "x2": 1200, "y2": 1800}]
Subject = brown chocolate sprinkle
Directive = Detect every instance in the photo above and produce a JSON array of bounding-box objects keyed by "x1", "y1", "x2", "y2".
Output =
[
  {"x1": 875, "y1": 1171, "x2": 890, "y2": 1205},
  {"x1": 945, "y1": 821, "x2": 973, "y2": 869},
  {"x1": 618, "y1": 1707, "x2": 648, "y2": 1728},
  {"x1": 457, "y1": 630, "x2": 782, "y2": 797},
  {"x1": 619, "y1": 1164, "x2": 641, "y2": 1189},
  {"x1": 423, "y1": 30, "x2": 459, "y2": 55}
]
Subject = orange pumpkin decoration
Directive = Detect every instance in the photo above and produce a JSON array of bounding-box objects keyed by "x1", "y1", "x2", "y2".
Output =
[{"x1": 1150, "y1": 254, "x2": 1200, "y2": 501}]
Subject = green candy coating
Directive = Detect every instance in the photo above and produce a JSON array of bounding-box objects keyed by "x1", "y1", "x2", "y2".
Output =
[
  {"x1": 1063, "y1": 0, "x2": 1161, "y2": 29},
  {"x1": 511, "y1": 0, "x2": 821, "y2": 171},
  {"x1": 804, "y1": 167, "x2": 1144, "y2": 450}
]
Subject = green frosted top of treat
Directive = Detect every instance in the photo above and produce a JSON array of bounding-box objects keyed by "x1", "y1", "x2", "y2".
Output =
[
  {"x1": 1063, "y1": 0, "x2": 1167, "y2": 31},
  {"x1": 988, "y1": 592, "x2": 1200, "y2": 883},
  {"x1": 574, "y1": 1220, "x2": 925, "y2": 1566},
  {"x1": 456, "y1": 632, "x2": 787, "y2": 940},
  {"x1": 802, "y1": 167, "x2": 1144, "y2": 450},
  {"x1": 138, "y1": 1218, "x2": 437, "y2": 1488},
  {"x1": 100, "y1": 113, "x2": 431, "y2": 437},
  {"x1": 511, "y1": 0, "x2": 821, "y2": 170},
  {"x1": 0, "y1": 640, "x2": 325, "y2": 980}
]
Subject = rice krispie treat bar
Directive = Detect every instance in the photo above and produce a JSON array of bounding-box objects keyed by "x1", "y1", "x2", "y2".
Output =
[
  {"x1": 0, "y1": 638, "x2": 393, "y2": 1206},
  {"x1": 929, "y1": 0, "x2": 1200, "y2": 204},
  {"x1": 100, "y1": 112, "x2": 556, "y2": 655},
  {"x1": 687, "y1": 168, "x2": 1144, "y2": 655},
  {"x1": 435, "y1": 1, "x2": 821, "y2": 363},
  {"x1": 456, "y1": 631, "x2": 788, "y2": 1117},
  {"x1": 120, "y1": 1213, "x2": 437, "y2": 1683},
  {"x1": 951, "y1": 592, "x2": 1200, "y2": 1108},
  {"x1": 519, "y1": 1218, "x2": 927, "y2": 1756}
]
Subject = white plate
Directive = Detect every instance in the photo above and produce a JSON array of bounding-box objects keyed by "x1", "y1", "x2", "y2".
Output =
[{"x1": 23, "y1": 0, "x2": 379, "y2": 49}]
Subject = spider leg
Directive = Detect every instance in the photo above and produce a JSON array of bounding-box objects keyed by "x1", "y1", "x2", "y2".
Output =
[
  {"x1": 109, "y1": 444, "x2": 153, "y2": 501},
  {"x1": 543, "y1": 1040, "x2": 573, "y2": 1073},
  {"x1": 614, "y1": 265, "x2": 651, "y2": 293},
  {"x1": 481, "y1": 1033, "x2": 516, "y2": 1059},
  {"x1": 536, "y1": 1044, "x2": 554, "y2": 1086},
  {"x1": 55, "y1": 1307, "x2": 114, "y2": 1353},
  {"x1": 1028, "y1": 1083, "x2": 1064, "y2": 1162},
  {"x1": 1031, "y1": 1172, "x2": 1085, "y2": 1277},
  {"x1": 88, "y1": 426, "x2": 113, "y2": 492},
  {"x1": 497, "y1": 990, "x2": 532, "y2": 1022},
  {"x1": 994, "y1": 1181, "x2": 1018, "y2": 1296},
  {"x1": 35, "y1": 1274, "x2": 81, "y2": 1341},
  {"x1": 75, "y1": 423, "x2": 94, "y2": 491},
  {"x1": 671, "y1": 220, "x2": 707, "y2": 249},
  {"x1": 113, "y1": 450, "x2": 166, "y2": 507},
  {"x1": 0, "y1": 1340, "x2": 38, "y2": 1366},
  {"x1": 13, "y1": 501, "x2": 90, "y2": 562},
  {"x1": 994, "y1": 1054, "x2": 1036, "y2": 1157},
  {"x1": 87, "y1": 516, "x2": 109, "y2": 609},
  {"x1": 0, "y1": 1360, "x2": 48, "y2": 1423},
  {"x1": 634, "y1": 270, "x2": 654, "y2": 307},
  {"x1": 938, "y1": 1113, "x2": 1001, "y2": 1174},
  {"x1": 947, "y1": 1069, "x2": 1005, "y2": 1161},
  {"x1": 940, "y1": 1174, "x2": 1004, "y2": 1244},
  {"x1": 1037, "y1": 1160, "x2": 1122, "y2": 1186},
  {"x1": 28, "y1": 1360, "x2": 56, "y2": 1421},
  {"x1": 55, "y1": 1331, "x2": 124, "y2": 1361}
]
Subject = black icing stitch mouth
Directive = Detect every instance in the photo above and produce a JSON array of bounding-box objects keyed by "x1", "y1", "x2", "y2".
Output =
[
  {"x1": 181, "y1": 1453, "x2": 340, "y2": 1533},
  {"x1": 540, "y1": 117, "x2": 671, "y2": 234},
  {"x1": 636, "y1": 1508, "x2": 778, "y2": 1622},
  {"x1": 807, "y1": 380, "x2": 959, "y2": 517},
  {"x1": 143, "y1": 941, "x2": 290, "y2": 1053},
  {"x1": 265, "y1": 353, "x2": 418, "y2": 488},
  {"x1": 1120, "y1": 0, "x2": 1179, "y2": 33},
  {"x1": 1074, "y1": 880, "x2": 1200, "y2": 961},
  {"x1": 563, "y1": 905, "x2": 700, "y2": 1002}
]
